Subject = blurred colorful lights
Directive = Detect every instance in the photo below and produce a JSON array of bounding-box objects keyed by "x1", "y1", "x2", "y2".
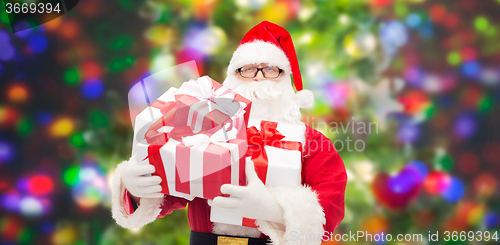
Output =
[
  {"x1": 454, "y1": 113, "x2": 476, "y2": 139},
  {"x1": 63, "y1": 166, "x2": 80, "y2": 187},
  {"x1": 461, "y1": 61, "x2": 480, "y2": 78},
  {"x1": 81, "y1": 61, "x2": 102, "y2": 80},
  {"x1": 406, "y1": 160, "x2": 428, "y2": 181},
  {"x1": 52, "y1": 226, "x2": 77, "y2": 245},
  {"x1": 49, "y1": 118, "x2": 75, "y2": 137},
  {"x1": 398, "y1": 123, "x2": 420, "y2": 143},
  {"x1": 406, "y1": 13, "x2": 421, "y2": 28},
  {"x1": 474, "y1": 16, "x2": 489, "y2": 31},
  {"x1": 423, "y1": 172, "x2": 451, "y2": 194},
  {"x1": 19, "y1": 197, "x2": 44, "y2": 216},
  {"x1": 441, "y1": 177, "x2": 464, "y2": 202},
  {"x1": 81, "y1": 79, "x2": 104, "y2": 99},
  {"x1": 0, "y1": 30, "x2": 15, "y2": 61},
  {"x1": 473, "y1": 173, "x2": 497, "y2": 197},
  {"x1": 7, "y1": 84, "x2": 29, "y2": 103},
  {"x1": 36, "y1": 112, "x2": 53, "y2": 125},
  {"x1": 0, "y1": 216, "x2": 23, "y2": 241},
  {"x1": 13, "y1": 21, "x2": 32, "y2": 38},
  {"x1": 66, "y1": 164, "x2": 108, "y2": 209},
  {"x1": 28, "y1": 175, "x2": 54, "y2": 196},
  {"x1": 325, "y1": 82, "x2": 350, "y2": 108},
  {"x1": 28, "y1": 34, "x2": 48, "y2": 54},
  {"x1": 388, "y1": 166, "x2": 421, "y2": 194},
  {"x1": 483, "y1": 212, "x2": 499, "y2": 228},
  {"x1": 235, "y1": 0, "x2": 268, "y2": 9},
  {"x1": 0, "y1": 141, "x2": 14, "y2": 163},
  {"x1": 380, "y1": 20, "x2": 408, "y2": 47},
  {"x1": 63, "y1": 68, "x2": 81, "y2": 85},
  {"x1": 184, "y1": 25, "x2": 226, "y2": 55},
  {"x1": 1, "y1": 191, "x2": 21, "y2": 212},
  {"x1": 79, "y1": 166, "x2": 98, "y2": 182},
  {"x1": 429, "y1": 4, "x2": 446, "y2": 22}
]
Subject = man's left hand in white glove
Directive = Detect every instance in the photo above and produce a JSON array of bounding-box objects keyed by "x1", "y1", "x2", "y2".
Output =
[{"x1": 211, "y1": 160, "x2": 285, "y2": 224}]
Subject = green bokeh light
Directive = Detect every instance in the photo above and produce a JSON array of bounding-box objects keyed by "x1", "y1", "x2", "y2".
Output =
[
  {"x1": 63, "y1": 68, "x2": 81, "y2": 85},
  {"x1": 16, "y1": 119, "x2": 33, "y2": 137},
  {"x1": 17, "y1": 228, "x2": 34, "y2": 245},
  {"x1": 90, "y1": 110, "x2": 109, "y2": 127},
  {"x1": 63, "y1": 166, "x2": 80, "y2": 187},
  {"x1": 112, "y1": 36, "x2": 134, "y2": 50},
  {"x1": 394, "y1": 3, "x2": 408, "y2": 18},
  {"x1": 433, "y1": 153, "x2": 454, "y2": 171},
  {"x1": 424, "y1": 104, "x2": 435, "y2": 118},
  {"x1": 447, "y1": 52, "x2": 461, "y2": 66},
  {"x1": 333, "y1": 66, "x2": 348, "y2": 79},
  {"x1": 118, "y1": 0, "x2": 135, "y2": 9},
  {"x1": 70, "y1": 132, "x2": 85, "y2": 148},
  {"x1": 478, "y1": 96, "x2": 493, "y2": 113},
  {"x1": 474, "y1": 16, "x2": 489, "y2": 31},
  {"x1": 108, "y1": 56, "x2": 135, "y2": 72},
  {"x1": 0, "y1": 4, "x2": 10, "y2": 25}
]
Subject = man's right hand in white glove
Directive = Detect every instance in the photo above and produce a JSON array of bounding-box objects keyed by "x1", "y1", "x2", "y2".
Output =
[{"x1": 121, "y1": 154, "x2": 164, "y2": 201}]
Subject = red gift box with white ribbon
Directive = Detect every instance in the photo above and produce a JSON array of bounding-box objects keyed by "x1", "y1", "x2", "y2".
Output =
[{"x1": 132, "y1": 76, "x2": 252, "y2": 200}]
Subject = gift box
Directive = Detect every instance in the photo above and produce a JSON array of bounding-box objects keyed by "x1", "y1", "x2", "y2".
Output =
[
  {"x1": 132, "y1": 76, "x2": 252, "y2": 200},
  {"x1": 210, "y1": 119, "x2": 305, "y2": 227},
  {"x1": 174, "y1": 76, "x2": 250, "y2": 136}
]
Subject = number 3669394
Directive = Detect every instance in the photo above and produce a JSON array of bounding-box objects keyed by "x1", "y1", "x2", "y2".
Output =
[{"x1": 5, "y1": 3, "x2": 62, "y2": 14}]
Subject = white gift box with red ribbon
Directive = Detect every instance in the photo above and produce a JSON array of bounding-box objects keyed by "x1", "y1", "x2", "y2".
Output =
[{"x1": 210, "y1": 119, "x2": 305, "y2": 227}]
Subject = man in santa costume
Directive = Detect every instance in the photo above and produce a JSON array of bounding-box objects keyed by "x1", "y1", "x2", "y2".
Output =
[{"x1": 111, "y1": 21, "x2": 347, "y2": 244}]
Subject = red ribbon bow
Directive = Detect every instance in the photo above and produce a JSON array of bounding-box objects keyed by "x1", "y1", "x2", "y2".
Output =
[
  {"x1": 245, "y1": 121, "x2": 302, "y2": 184},
  {"x1": 144, "y1": 100, "x2": 196, "y2": 146}
]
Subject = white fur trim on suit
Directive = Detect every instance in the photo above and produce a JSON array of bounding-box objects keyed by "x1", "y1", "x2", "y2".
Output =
[
  {"x1": 256, "y1": 186, "x2": 326, "y2": 245},
  {"x1": 227, "y1": 41, "x2": 291, "y2": 77},
  {"x1": 111, "y1": 161, "x2": 164, "y2": 230}
]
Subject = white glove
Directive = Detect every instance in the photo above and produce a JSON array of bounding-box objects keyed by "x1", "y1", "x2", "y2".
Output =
[
  {"x1": 212, "y1": 160, "x2": 285, "y2": 224},
  {"x1": 121, "y1": 154, "x2": 164, "y2": 198}
]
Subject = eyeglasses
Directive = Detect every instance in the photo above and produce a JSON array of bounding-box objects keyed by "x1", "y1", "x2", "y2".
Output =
[{"x1": 237, "y1": 66, "x2": 283, "y2": 78}]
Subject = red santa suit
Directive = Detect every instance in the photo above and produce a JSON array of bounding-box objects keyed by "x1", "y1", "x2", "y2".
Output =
[
  {"x1": 112, "y1": 125, "x2": 346, "y2": 242},
  {"x1": 111, "y1": 21, "x2": 347, "y2": 244}
]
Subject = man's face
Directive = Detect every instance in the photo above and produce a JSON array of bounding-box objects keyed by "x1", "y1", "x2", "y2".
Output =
[
  {"x1": 223, "y1": 62, "x2": 303, "y2": 125},
  {"x1": 235, "y1": 63, "x2": 284, "y2": 83}
]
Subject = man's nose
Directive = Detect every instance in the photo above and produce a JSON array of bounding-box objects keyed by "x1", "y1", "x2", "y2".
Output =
[{"x1": 253, "y1": 70, "x2": 266, "y2": 81}]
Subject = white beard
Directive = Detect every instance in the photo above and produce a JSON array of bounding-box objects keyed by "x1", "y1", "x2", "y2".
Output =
[{"x1": 223, "y1": 75, "x2": 303, "y2": 125}]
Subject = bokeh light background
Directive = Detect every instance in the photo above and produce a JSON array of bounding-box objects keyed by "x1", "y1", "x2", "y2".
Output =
[{"x1": 0, "y1": 0, "x2": 499, "y2": 244}]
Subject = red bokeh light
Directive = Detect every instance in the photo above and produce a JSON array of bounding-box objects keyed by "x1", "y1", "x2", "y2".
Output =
[
  {"x1": 371, "y1": 0, "x2": 393, "y2": 7},
  {"x1": 28, "y1": 175, "x2": 54, "y2": 196},
  {"x1": 473, "y1": 173, "x2": 497, "y2": 197},
  {"x1": 460, "y1": 47, "x2": 477, "y2": 62},
  {"x1": 430, "y1": 4, "x2": 446, "y2": 23},
  {"x1": 423, "y1": 172, "x2": 451, "y2": 194},
  {"x1": 80, "y1": 61, "x2": 102, "y2": 80}
]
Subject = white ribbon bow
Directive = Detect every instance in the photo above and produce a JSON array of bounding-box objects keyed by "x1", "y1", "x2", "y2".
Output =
[{"x1": 176, "y1": 76, "x2": 246, "y2": 133}]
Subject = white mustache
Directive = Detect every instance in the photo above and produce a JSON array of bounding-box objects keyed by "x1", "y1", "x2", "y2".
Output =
[{"x1": 230, "y1": 80, "x2": 283, "y2": 101}]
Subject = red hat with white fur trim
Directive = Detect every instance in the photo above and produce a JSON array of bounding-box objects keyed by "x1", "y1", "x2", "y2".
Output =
[{"x1": 227, "y1": 21, "x2": 304, "y2": 91}]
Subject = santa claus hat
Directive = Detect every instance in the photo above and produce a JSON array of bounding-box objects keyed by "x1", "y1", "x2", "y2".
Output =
[{"x1": 227, "y1": 21, "x2": 304, "y2": 91}]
